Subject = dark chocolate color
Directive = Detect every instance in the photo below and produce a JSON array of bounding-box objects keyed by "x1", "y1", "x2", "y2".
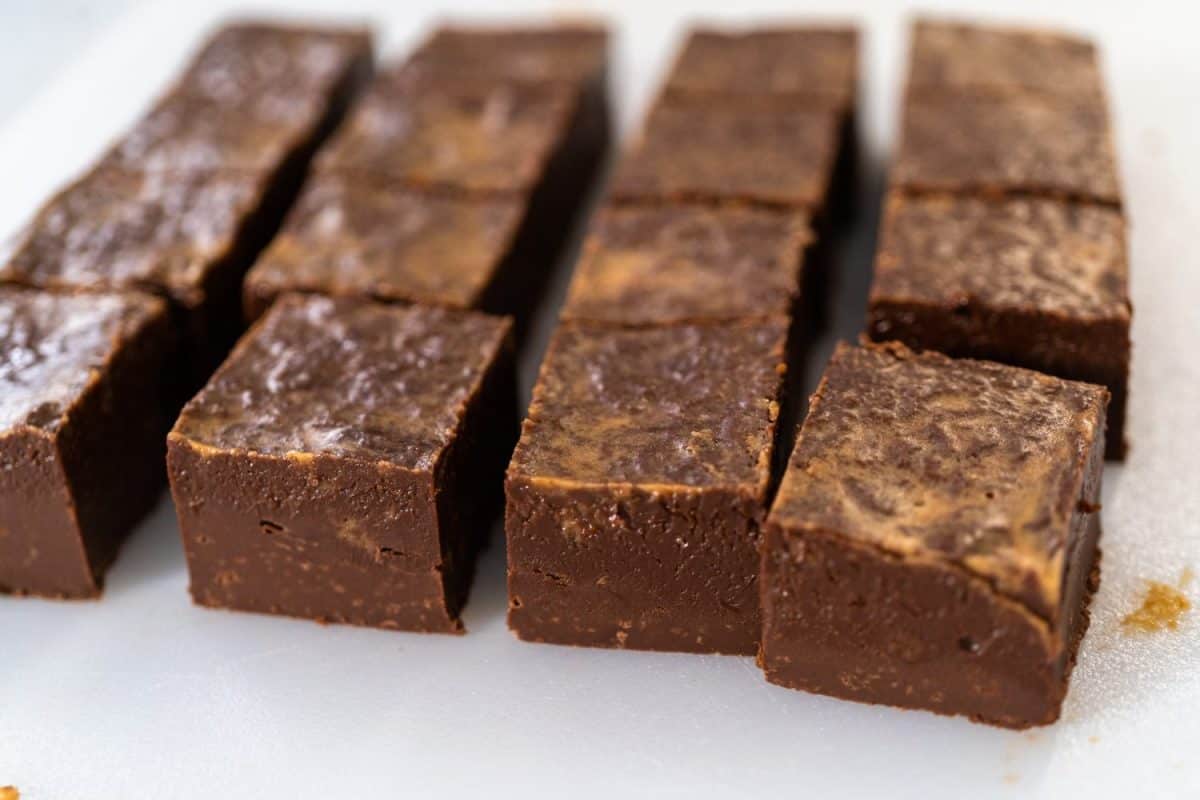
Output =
[
  {"x1": 609, "y1": 100, "x2": 841, "y2": 211},
  {"x1": 867, "y1": 192, "x2": 1130, "y2": 458},
  {"x1": 761, "y1": 342, "x2": 1107, "y2": 727},
  {"x1": 506, "y1": 319, "x2": 789, "y2": 654},
  {"x1": 406, "y1": 23, "x2": 608, "y2": 88},
  {"x1": 0, "y1": 288, "x2": 171, "y2": 598},
  {"x1": 561, "y1": 205, "x2": 810, "y2": 326},
  {"x1": 168, "y1": 295, "x2": 516, "y2": 632},
  {"x1": 893, "y1": 90, "x2": 1120, "y2": 206}
]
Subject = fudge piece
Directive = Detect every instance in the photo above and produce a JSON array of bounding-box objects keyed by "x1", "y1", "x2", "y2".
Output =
[
  {"x1": 0, "y1": 288, "x2": 171, "y2": 598},
  {"x1": 168, "y1": 295, "x2": 516, "y2": 632},
  {"x1": 609, "y1": 101, "x2": 841, "y2": 211},
  {"x1": 506, "y1": 319, "x2": 789, "y2": 655},
  {"x1": 406, "y1": 23, "x2": 608, "y2": 88},
  {"x1": 316, "y1": 73, "x2": 578, "y2": 194},
  {"x1": 243, "y1": 173, "x2": 527, "y2": 320},
  {"x1": 662, "y1": 26, "x2": 858, "y2": 110},
  {"x1": 761, "y1": 342, "x2": 1107, "y2": 728},
  {"x1": 866, "y1": 192, "x2": 1130, "y2": 458},
  {"x1": 2, "y1": 166, "x2": 284, "y2": 385},
  {"x1": 105, "y1": 24, "x2": 372, "y2": 173},
  {"x1": 893, "y1": 90, "x2": 1120, "y2": 206},
  {"x1": 560, "y1": 205, "x2": 811, "y2": 326},
  {"x1": 908, "y1": 19, "x2": 1103, "y2": 99}
]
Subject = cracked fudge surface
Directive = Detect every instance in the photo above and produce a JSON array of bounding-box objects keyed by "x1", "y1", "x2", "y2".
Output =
[
  {"x1": 560, "y1": 205, "x2": 811, "y2": 327},
  {"x1": 609, "y1": 101, "x2": 841, "y2": 210},
  {"x1": 244, "y1": 172, "x2": 526, "y2": 318},
  {"x1": 867, "y1": 192, "x2": 1130, "y2": 457},
  {"x1": 0, "y1": 288, "x2": 171, "y2": 598},
  {"x1": 506, "y1": 319, "x2": 789, "y2": 655},
  {"x1": 663, "y1": 26, "x2": 858, "y2": 109},
  {"x1": 761, "y1": 341, "x2": 1108, "y2": 728},
  {"x1": 168, "y1": 294, "x2": 517, "y2": 632},
  {"x1": 908, "y1": 19, "x2": 1103, "y2": 99}
]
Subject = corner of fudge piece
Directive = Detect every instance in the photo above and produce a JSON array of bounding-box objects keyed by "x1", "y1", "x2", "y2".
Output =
[
  {"x1": 760, "y1": 341, "x2": 1107, "y2": 728},
  {"x1": 866, "y1": 190, "x2": 1131, "y2": 458},
  {"x1": 0, "y1": 287, "x2": 171, "y2": 598},
  {"x1": 167, "y1": 294, "x2": 516, "y2": 632},
  {"x1": 505, "y1": 319, "x2": 789, "y2": 655}
]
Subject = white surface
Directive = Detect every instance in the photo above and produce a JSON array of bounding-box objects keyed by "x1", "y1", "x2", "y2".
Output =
[{"x1": 1, "y1": 1, "x2": 1198, "y2": 798}]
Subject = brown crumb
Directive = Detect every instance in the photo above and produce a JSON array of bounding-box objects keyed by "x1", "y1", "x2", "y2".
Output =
[
  {"x1": 1003, "y1": 773, "x2": 1020, "y2": 784},
  {"x1": 1089, "y1": 735, "x2": 1100, "y2": 744},
  {"x1": 1122, "y1": 579, "x2": 1191, "y2": 632},
  {"x1": 0, "y1": 786, "x2": 19, "y2": 800}
]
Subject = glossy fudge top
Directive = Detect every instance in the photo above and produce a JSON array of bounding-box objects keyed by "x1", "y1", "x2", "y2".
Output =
[
  {"x1": 178, "y1": 20, "x2": 372, "y2": 103},
  {"x1": 247, "y1": 172, "x2": 525, "y2": 309},
  {"x1": 561, "y1": 205, "x2": 810, "y2": 326},
  {"x1": 2, "y1": 166, "x2": 268, "y2": 306},
  {"x1": 908, "y1": 20, "x2": 1102, "y2": 98},
  {"x1": 610, "y1": 102, "x2": 840, "y2": 210},
  {"x1": 663, "y1": 26, "x2": 858, "y2": 109},
  {"x1": 317, "y1": 71, "x2": 576, "y2": 194},
  {"x1": 894, "y1": 91, "x2": 1120, "y2": 205},
  {"x1": 407, "y1": 23, "x2": 608, "y2": 86},
  {"x1": 510, "y1": 319, "x2": 787, "y2": 491},
  {"x1": 0, "y1": 287, "x2": 165, "y2": 433},
  {"x1": 172, "y1": 295, "x2": 511, "y2": 468},
  {"x1": 770, "y1": 342, "x2": 1107, "y2": 621},
  {"x1": 871, "y1": 193, "x2": 1130, "y2": 321}
]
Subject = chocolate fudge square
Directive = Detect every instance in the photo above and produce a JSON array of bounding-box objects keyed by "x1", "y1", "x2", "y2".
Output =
[
  {"x1": 867, "y1": 192, "x2": 1130, "y2": 458},
  {"x1": 662, "y1": 26, "x2": 858, "y2": 110},
  {"x1": 609, "y1": 101, "x2": 841, "y2": 211},
  {"x1": 0, "y1": 288, "x2": 171, "y2": 598},
  {"x1": 407, "y1": 23, "x2": 609, "y2": 88},
  {"x1": 560, "y1": 205, "x2": 811, "y2": 327},
  {"x1": 506, "y1": 319, "x2": 789, "y2": 655},
  {"x1": 105, "y1": 25, "x2": 372, "y2": 173},
  {"x1": 893, "y1": 90, "x2": 1120, "y2": 206},
  {"x1": 2, "y1": 166, "x2": 289, "y2": 385},
  {"x1": 761, "y1": 342, "x2": 1107, "y2": 729},
  {"x1": 168, "y1": 295, "x2": 516, "y2": 632},
  {"x1": 908, "y1": 19, "x2": 1103, "y2": 99},
  {"x1": 244, "y1": 173, "x2": 527, "y2": 320},
  {"x1": 316, "y1": 73, "x2": 578, "y2": 194}
]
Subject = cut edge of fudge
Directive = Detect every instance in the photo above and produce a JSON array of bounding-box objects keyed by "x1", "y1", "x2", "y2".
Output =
[
  {"x1": 0, "y1": 288, "x2": 172, "y2": 599},
  {"x1": 167, "y1": 295, "x2": 517, "y2": 633},
  {"x1": 760, "y1": 340, "x2": 1107, "y2": 727}
]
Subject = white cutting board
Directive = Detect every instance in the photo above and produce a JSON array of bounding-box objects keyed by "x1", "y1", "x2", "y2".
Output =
[{"x1": 0, "y1": 1, "x2": 1197, "y2": 797}]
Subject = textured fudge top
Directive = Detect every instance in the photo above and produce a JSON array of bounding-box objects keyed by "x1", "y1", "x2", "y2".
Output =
[
  {"x1": 172, "y1": 295, "x2": 511, "y2": 468},
  {"x1": 610, "y1": 102, "x2": 840, "y2": 209},
  {"x1": 103, "y1": 84, "x2": 330, "y2": 172},
  {"x1": 0, "y1": 288, "x2": 165, "y2": 433},
  {"x1": 871, "y1": 193, "x2": 1130, "y2": 321},
  {"x1": 663, "y1": 26, "x2": 858, "y2": 109},
  {"x1": 509, "y1": 319, "x2": 787, "y2": 491},
  {"x1": 317, "y1": 71, "x2": 576, "y2": 194},
  {"x1": 894, "y1": 91, "x2": 1120, "y2": 205},
  {"x1": 908, "y1": 20, "x2": 1102, "y2": 98},
  {"x1": 247, "y1": 172, "x2": 525, "y2": 310},
  {"x1": 407, "y1": 23, "x2": 608, "y2": 86},
  {"x1": 561, "y1": 205, "x2": 810, "y2": 326},
  {"x1": 2, "y1": 167, "x2": 267, "y2": 307},
  {"x1": 178, "y1": 20, "x2": 372, "y2": 103},
  {"x1": 770, "y1": 342, "x2": 1108, "y2": 621}
]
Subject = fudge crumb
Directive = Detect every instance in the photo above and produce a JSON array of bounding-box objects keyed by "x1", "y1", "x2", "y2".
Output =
[
  {"x1": 0, "y1": 786, "x2": 19, "y2": 800},
  {"x1": 1122, "y1": 578, "x2": 1191, "y2": 632}
]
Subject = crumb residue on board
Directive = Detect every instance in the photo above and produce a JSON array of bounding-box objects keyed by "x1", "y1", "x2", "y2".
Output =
[
  {"x1": 1122, "y1": 573, "x2": 1192, "y2": 633},
  {"x1": 0, "y1": 785, "x2": 19, "y2": 800}
]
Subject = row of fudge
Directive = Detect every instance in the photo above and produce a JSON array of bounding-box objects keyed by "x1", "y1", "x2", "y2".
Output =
[
  {"x1": 760, "y1": 21, "x2": 1122, "y2": 728},
  {"x1": 867, "y1": 20, "x2": 1131, "y2": 458},
  {"x1": 506, "y1": 27, "x2": 860, "y2": 654},
  {"x1": 0, "y1": 22, "x2": 374, "y2": 598},
  {"x1": 167, "y1": 25, "x2": 612, "y2": 631}
]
